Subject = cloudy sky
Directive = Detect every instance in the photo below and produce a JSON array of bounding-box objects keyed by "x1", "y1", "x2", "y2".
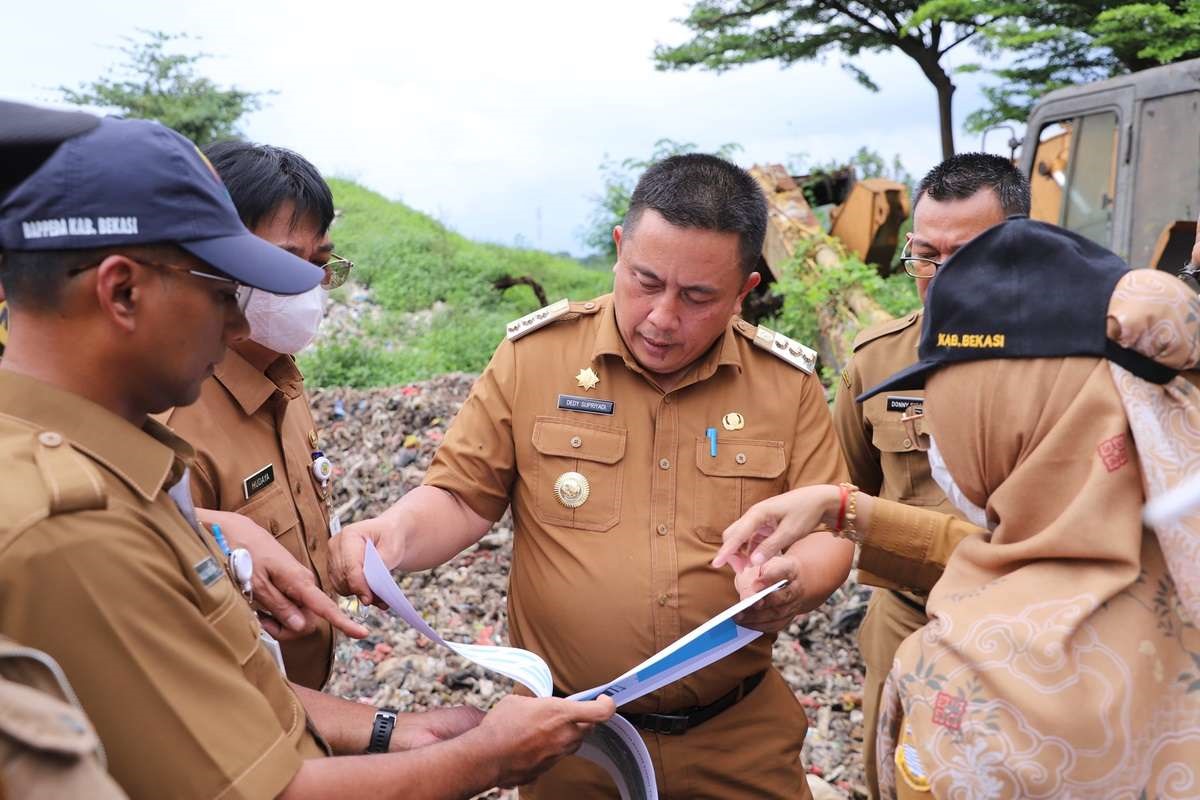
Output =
[{"x1": 3, "y1": 1, "x2": 1006, "y2": 256}]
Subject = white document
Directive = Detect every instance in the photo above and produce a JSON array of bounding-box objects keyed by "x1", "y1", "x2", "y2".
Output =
[
  {"x1": 360, "y1": 542, "x2": 782, "y2": 796},
  {"x1": 362, "y1": 541, "x2": 785, "y2": 800},
  {"x1": 362, "y1": 544, "x2": 554, "y2": 696}
]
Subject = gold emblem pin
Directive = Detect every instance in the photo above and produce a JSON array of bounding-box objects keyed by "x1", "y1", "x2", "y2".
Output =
[
  {"x1": 722, "y1": 412, "x2": 745, "y2": 431},
  {"x1": 553, "y1": 471, "x2": 591, "y2": 509},
  {"x1": 575, "y1": 367, "x2": 600, "y2": 391},
  {"x1": 308, "y1": 430, "x2": 319, "y2": 448}
]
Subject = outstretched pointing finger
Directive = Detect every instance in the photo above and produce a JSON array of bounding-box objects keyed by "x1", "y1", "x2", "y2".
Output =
[
  {"x1": 287, "y1": 580, "x2": 369, "y2": 639},
  {"x1": 746, "y1": 512, "x2": 813, "y2": 568},
  {"x1": 713, "y1": 505, "x2": 776, "y2": 569}
]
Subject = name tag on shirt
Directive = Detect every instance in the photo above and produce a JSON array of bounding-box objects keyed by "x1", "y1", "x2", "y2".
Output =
[
  {"x1": 886, "y1": 396, "x2": 924, "y2": 414},
  {"x1": 558, "y1": 394, "x2": 615, "y2": 415},
  {"x1": 194, "y1": 556, "x2": 224, "y2": 587},
  {"x1": 242, "y1": 464, "x2": 275, "y2": 500}
]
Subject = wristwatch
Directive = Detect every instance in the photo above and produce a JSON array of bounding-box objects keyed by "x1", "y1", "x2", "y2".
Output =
[{"x1": 366, "y1": 708, "x2": 399, "y2": 754}]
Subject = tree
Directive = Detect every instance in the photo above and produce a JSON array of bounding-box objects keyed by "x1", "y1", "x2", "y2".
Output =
[
  {"x1": 581, "y1": 138, "x2": 741, "y2": 260},
  {"x1": 60, "y1": 30, "x2": 267, "y2": 146},
  {"x1": 914, "y1": 0, "x2": 1200, "y2": 131},
  {"x1": 654, "y1": 2, "x2": 994, "y2": 160}
]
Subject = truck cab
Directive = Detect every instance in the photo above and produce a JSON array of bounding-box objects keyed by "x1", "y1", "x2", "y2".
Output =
[{"x1": 1018, "y1": 58, "x2": 1200, "y2": 270}]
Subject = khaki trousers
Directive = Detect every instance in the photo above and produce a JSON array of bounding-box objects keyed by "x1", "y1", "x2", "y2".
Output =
[
  {"x1": 858, "y1": 589, "x2": 928, "y2": 800},
  {"x1": 520, "y1": 668, "x2": 812, "y2": 800}
]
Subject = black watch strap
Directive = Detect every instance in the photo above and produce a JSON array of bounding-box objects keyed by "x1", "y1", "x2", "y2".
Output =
[{"x1": 366, "y1": 708, "x2": 398, "y2": 754}]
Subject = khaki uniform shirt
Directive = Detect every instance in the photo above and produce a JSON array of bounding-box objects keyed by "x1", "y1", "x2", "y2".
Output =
[
  {"x1": 425, "y1": 295, "x2": 847, "y2": 714},
  {"x1": 164, "y1": 345, "x2": 335, "y2": 689},
  {"x1": 0, "y1": 372, "x2": 324, "y2": 800},
  {"x1": 0, "y1": 637, "x2": 126, "y2": 800},
  {"x1": 833, "y1": 310, "x2": 967, "y2": 594}
]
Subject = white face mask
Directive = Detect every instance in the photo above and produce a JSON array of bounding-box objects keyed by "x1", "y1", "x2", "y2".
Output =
[
  {"x1": 927, "y1": 435, "x2": 994, "y2": 531},
  {"x1": 243, "y1": 285, "x2": 326, "y2": 355}
]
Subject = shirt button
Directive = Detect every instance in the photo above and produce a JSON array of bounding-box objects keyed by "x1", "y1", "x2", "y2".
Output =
[
  {"x1": 903, "y1": 438, "x2": 913, "y2": 448},
  {"x1": 663, "y1": 396, "x2": 672, "y2": 405},
  {"x1": 570, "y1": 436, "x2": 582, "y2": 448},
  {"x1": 656, "y1": 524, "x2": 668, "y2": 536},
  {"x1": 38, "y1": 431, "x2": 63, "y2": 447},
  {"x1": 584, "y1": 302, "x2": 596, "y2": 310},
  {"x1": 659, "y1": 458, "x2": 671, "y2": 470},
  {"x1": 657, "y1": 593, "x2": 669, "y2": 606},
  {"x1": 269, "y1": 520, "x2": 280, "y2": 534},
  {"x1": 735, "y1": 453, "x2": 747, "y2": 465},
  {"x1": 294, "y1": 481, "x2": 303, "y2": 494}
]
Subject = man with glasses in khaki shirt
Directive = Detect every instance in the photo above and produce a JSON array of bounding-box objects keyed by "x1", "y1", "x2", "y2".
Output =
[
  {"x1": 164, "y1": 141, "x2": 366, "y2": 689},
  {"x1": 331, "y1": 154, "x2": 854, "y2": 799},
  {"x1": 0, "y1": 115, "x2": 613, "y2": 800},
  {"x1": 832, "y1": 153, "x2": 1030, "y2": 800}
]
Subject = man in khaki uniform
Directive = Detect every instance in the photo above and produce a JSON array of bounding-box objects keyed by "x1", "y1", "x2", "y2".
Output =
[
  {"x1": 0, "y1": 115, "x2": 612, "y2": 800},
  {"x1": 832, "y1": 153, "x2": 1030, "y2": 799},
  {"x1": 0, "y1": 99, "x2": 128, "y2": 800},
  {"x1": 164, "y1": 141, "x2": 364, "y2": 689},
  {"x1": 332, "y1": 154, "x2": 854, "y2": 799}
]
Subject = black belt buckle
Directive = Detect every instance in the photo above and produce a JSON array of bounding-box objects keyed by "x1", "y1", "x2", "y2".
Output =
[{"x1": 639, "y1": 712, "x2": 692, "y2": 736}]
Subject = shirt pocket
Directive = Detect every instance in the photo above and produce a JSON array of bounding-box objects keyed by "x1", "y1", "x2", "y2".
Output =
[
  {"x1": 530, "y1": 416, "x2": 626, "y2": 532},
  {"x1": 234, "y1": 485, "x2": 306, "y2": 561},
  {"x1": 869, "y1": 421, "x2": 939, "y2": 506},
  {"x1": 205, "y1": 588, "x2": 302, "y2": 737},
  {"x1": 693, "y1": 438, "x2": 786, "y2": 544}
]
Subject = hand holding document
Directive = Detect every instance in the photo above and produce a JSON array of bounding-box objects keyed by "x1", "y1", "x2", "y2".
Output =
[{"x1": 362, "y1": 541, "x2": 784, "y2": 800}]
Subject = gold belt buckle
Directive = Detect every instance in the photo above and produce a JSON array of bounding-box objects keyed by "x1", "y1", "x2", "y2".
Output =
[{"x1": 900, "y1": 406, "x2": 930, "y2": 452}]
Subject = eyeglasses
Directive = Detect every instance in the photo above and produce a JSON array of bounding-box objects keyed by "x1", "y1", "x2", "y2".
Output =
[
  {"x1": 70, "y1": 256, "x2": 255, "y2": 312},
  {"x1": 900, "y1": 240, "x2": 943, "y2": 279},
  {"x1": 321, "y1": 254, "x2": 354, "y2": 290}
]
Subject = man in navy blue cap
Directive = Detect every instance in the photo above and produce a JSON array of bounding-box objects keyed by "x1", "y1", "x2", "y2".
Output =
[
  {"x1": 0, "y1": 100, "x2": 130, "y2": 800},
  {"x1": 0, "y1": 113, "x2": 612, "y2": 800}
]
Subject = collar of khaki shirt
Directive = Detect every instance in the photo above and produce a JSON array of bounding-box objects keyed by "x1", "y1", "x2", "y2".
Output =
[
  {"x1": 0, "y1": 370, "x2": 192, "y2": 502},
  {"x1": 588, "y1": 295, "x2": 745, "y2": 386},
  {"x1": 214, "y1": 344, "x2": 305, "y2": 416}
]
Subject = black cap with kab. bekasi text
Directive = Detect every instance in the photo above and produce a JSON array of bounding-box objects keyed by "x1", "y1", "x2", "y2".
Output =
[{"x1": 859, "y1": 217, "x2": 1180, "y2": 402}]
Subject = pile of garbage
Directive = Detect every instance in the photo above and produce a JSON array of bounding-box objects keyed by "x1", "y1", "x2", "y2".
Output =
[{"x1": 312, "y1": 378, "x2": 869, "y2": 799}]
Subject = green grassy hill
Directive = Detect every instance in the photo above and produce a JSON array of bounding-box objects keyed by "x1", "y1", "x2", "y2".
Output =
[{"x1": 301, "y1": 179, "x2": 613, "y2": 387}]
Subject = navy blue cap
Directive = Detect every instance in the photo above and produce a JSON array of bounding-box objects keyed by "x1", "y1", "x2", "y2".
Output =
[
  {"x1": 0, "y1": 116, "x2": 322, "y2": 295},
  {"x1": 0, "y1": 100, "x2": 100, "y2": 198},
  {"x1": 859, "y1": 217, "x2": 1179, "y2": 401}
]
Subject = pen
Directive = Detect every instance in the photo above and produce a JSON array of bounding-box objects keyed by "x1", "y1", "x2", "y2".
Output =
[
  {"x1": 706, "y1": 427, "x2": 718, "y2": 457},
  {"x1": 211, "y1": 523, "x2": 232, "y2": 557}
]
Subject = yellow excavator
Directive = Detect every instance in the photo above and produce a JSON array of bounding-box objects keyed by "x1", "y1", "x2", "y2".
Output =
[{"x1": 749, "y1": 163, "x2": 910, "y2": 371}]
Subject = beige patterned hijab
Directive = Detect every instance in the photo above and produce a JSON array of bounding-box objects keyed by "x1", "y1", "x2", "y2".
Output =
[{"x1": 878, "y1": 270, "x2": 1200, "y2": 799}]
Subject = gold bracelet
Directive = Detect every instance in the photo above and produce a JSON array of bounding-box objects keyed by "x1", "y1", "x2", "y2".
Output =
[{"x1": 838, "y1": 482, "x2": 862, "y2": 544}]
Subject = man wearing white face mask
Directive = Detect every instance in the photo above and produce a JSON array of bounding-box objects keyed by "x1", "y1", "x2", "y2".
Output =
[
  {"x1": 163, "y1": 141, "x2": 368, "y2": 691},
  {"x1": 830, "y1": 153, "x2": 1030, "y2": 800}
]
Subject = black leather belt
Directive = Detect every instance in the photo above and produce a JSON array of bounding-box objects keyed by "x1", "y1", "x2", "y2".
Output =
[
  {"x1": 890, "y1": 588, "x2": 928, "y2": 614},
  {"x1": 623, "y1": 670, "x2": 766, "y2": 736}
]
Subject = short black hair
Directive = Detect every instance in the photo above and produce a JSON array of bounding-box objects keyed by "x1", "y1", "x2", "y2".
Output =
[
  {"x1": 202, "y1": 141, "x2": 334, "y2": 234},
  {"x1": 0, "y1": 244, "x2": 186, "y2": 310},
  {"x1": 624, "y1": 154, "x2": 767, "y2": 277},
  {"x1": 914, "y1": 152, "x2": 1031, "y2": 217}
]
